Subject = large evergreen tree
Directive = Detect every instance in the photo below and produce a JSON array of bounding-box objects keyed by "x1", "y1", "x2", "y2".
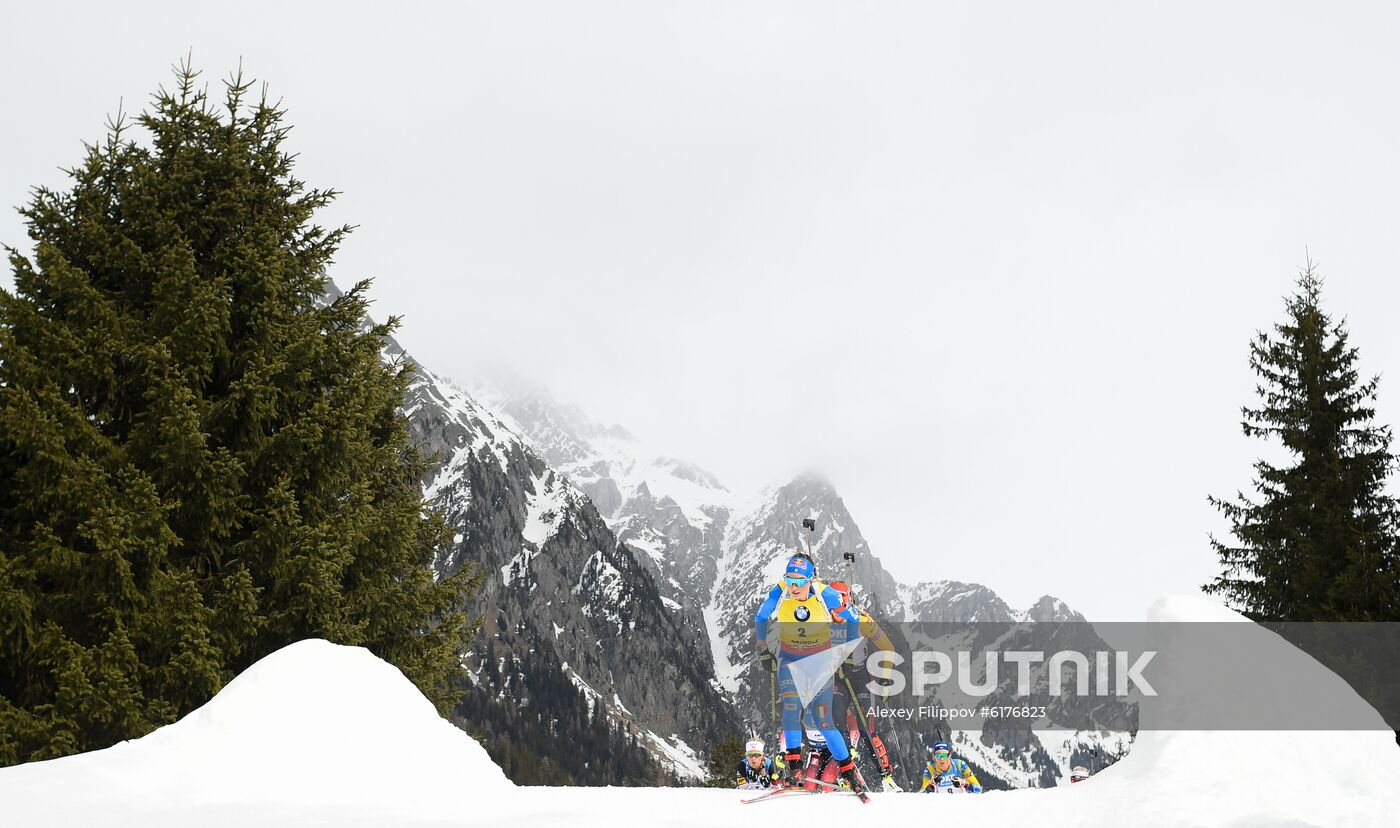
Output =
[
  {"x1": 1206, "y1": 264, "x2": 1400, "y2": 621},
  {"x1": 0, "y1": 63, "x2": 477, "y2": 766}
]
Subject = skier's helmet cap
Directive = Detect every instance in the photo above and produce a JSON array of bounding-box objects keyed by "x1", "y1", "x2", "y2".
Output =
[
  {"x1": 828, "y1": 581, "x2": 851, "y2": 609},
  {"x1": 931, "y1": 741, "x2": 951, "y2": 755},
  {"x1": 745, "y1": 739, "x2": 764, "y2": 756},
  {"x1": 785, "y1": 555, "x2": 815, "y2": 581},
  {"x1": 1070, "y1": 766, "x2": 1089, "y2": 780}
]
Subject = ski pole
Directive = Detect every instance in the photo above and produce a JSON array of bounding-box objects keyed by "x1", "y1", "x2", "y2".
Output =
[
  {"x1": 840, "y1": 667, "x2": 886, "y2": 778},
  {"x1": 770, "y1": 653, "x2": 778, "y2": 745}
]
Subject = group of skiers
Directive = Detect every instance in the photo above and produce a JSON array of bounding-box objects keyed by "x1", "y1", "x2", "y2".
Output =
[
  {"x1": 735, "y1": 736, "x2": 987, "y2": 795},
  {"x1": 738, "y1": 547, "x2": 1095, "y2": 797}
]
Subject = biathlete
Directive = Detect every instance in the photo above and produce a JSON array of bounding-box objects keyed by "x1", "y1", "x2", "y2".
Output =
[{"x1": 753, "y1": 553, "x2": 867, "y2": 797}]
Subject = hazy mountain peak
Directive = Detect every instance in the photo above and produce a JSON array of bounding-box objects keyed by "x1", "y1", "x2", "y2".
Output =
[
  {"x1": 651, "y1": 458, "x2": 726, "y2": 492},
  {"x1": 1025, "y1": 594, "x2": 1086, "y2": 623},
  {"x1": 784, "y1": 468, "x2": 835, "y2": 494}
]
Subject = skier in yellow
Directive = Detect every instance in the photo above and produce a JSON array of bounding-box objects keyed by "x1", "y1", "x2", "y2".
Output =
[
  {"x1": 753, "y1": 553, "x2": 866, "y2": 798},
  {"x1": 921, "y1": 742, "x2": 983, "y2": 793}
]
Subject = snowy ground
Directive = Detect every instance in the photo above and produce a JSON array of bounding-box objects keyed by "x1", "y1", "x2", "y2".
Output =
[{"x1": 3, "y1": 597, "x2": 1399, "y2": 828}]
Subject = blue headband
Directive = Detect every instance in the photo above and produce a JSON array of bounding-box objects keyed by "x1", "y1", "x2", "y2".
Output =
[{"x1": 785, "y1": 556, "x2": 815, "y2": 580}]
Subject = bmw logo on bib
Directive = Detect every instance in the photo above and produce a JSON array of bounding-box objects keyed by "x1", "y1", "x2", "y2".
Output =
[{"x1": 794, "y1": 606, "x2": 810, "y2": 622}]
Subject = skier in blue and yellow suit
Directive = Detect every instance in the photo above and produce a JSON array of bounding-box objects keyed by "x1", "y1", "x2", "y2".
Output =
[
  {"x1": 920, "y1": 742, "x2": 983, "y2": 793},
  {"x1": 753, "y1": 553, "x2": 866, "y2": 794}
]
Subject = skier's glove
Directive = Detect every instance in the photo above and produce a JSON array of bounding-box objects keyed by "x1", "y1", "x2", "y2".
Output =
[{"x1": 757, "y1": 640, "x2": 776, "y2": 671}]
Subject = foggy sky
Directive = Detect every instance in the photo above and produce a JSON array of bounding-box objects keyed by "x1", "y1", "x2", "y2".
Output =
[{"x1": 4, "y1": 2, "x2": 1400, "y2": 619}]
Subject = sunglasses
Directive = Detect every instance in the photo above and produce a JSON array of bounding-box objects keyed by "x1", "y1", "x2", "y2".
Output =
[
  {"x1": 785, "y1": 576, "x2": 810, "y2": 588},
  {"x1": 746, "y1": 752, "x2": 764, "y2": 758},
  {"x1": 933, "y1": 752, "x2": 950, "y2": 759}
]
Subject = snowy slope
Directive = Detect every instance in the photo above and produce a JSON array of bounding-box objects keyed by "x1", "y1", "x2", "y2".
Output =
[
  {"x1": 4, "y1": 597, "x2": 1398, "y2": 828},
  {"x1": 468, "y1": 377, "x2": 734, "y2": 651}
]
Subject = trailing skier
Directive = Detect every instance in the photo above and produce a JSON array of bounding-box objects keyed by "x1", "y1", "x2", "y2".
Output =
[
  {"x1": 920, "y1": 742, "x2": 984, "y2": 793},
  {"x1": 735, "y1": 739, "x2": 777, "y2": 789},
  {"x1": 799, "y1": 729, "x2": 843, "y2": 791},
  {"x1": 798, "y1": 728, "x2": 873, "y2": 793},
  {"x1": 827, "y1": 581, "x2": 901, "y2": 791},
  {"x1": 753, "y1": 553, "x2": 868, "y2": 799}
]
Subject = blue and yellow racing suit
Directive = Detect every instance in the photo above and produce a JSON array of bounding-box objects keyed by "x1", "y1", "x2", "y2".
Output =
[
  {"x1": 753, "y1": 579, "x2": 860, "y2": 761},
  {"x1": 921, "y1": 757, "x2": 983, "y2": 793}
]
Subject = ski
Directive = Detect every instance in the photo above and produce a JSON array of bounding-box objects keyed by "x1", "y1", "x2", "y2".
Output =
[
  {"x1": 740, "y1": 787, "x2": 870, "y2": 805},
  {"x1": 740, "y1": 787, "x2": 818, "y2": 804},
  {"x1": 796, "y1": 776, "x2": 872, "y2": 803}
]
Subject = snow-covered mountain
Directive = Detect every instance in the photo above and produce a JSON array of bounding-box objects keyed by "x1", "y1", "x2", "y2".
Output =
[
  {"x1": 379, "y1": 337, "x2": 739, "y2": 783},
  {"x1": 896, "y1": 580, "x2": 1019, "y2": 622},
  {"x1": 468, "y1": 377, "x2": 734, "y2": 660}
]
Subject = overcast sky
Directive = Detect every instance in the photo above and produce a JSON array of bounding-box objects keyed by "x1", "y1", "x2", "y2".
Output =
[{"x1": 5, "y1": 2, "x2": 1400, "y2": 620}]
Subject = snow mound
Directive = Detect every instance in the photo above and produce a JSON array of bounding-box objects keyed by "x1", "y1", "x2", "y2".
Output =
[
  {"x1": 0, "y1": 639, "x2": 508, "y2": 825},
  {"x1": 1085, "y1": 594, "x2": 1400, "y2": 827}
]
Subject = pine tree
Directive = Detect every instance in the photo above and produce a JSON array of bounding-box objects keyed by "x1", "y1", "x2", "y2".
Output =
[
  {"x1": 1206, "y1": 263, "x2": 1400, "y2": 621},
  {"x1": 0, "y1": 61, "x2": 478, "y2": 766},
  {"x1": 705, "y1": 734, "x2": 745, "y2": 788}
]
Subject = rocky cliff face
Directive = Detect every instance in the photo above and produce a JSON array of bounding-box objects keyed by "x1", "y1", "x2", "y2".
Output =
[
  {"x1": 466, "y1": 379, "x2": 733, "y2": 668},
  {"x1": 389, "y1": 343, "x2": 737, "y2": 782}
]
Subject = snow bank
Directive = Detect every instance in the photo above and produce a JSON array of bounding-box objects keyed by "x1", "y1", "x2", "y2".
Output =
[
  {"x1": 0, "y1": 640, "x2": 508, "y2": 826},
  {"x1": 4, "y1": 599, "x2": 1398, "y2": 827}
]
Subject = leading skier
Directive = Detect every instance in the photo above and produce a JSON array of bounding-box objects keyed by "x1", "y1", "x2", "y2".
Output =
[{"x1": 753, "y1": 553, "x2": 867, "y2": 798}]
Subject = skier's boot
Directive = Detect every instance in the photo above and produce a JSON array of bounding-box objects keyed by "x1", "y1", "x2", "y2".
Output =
[
  {"x1": 838, "y1": 759, "x2": 869, "y2": 801},
  {"x1": 780, "y1": 750, "x2": 804, "y2": 788},
  {"x1": 868, "y1": 734, "x2": 900, "y2": 790}
]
